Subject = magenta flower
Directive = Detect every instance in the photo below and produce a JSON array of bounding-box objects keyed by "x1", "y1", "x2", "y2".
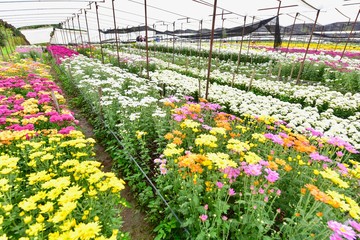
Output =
[
  {"x1": 243, "y1": 164, "x2": 262, "y2": 176},
  {"x1": 26, "y1": 92, "x2": 37, "y2": 98},
  {"x1": 222, "y1": 215, "x2": 228, "y2": 221},
  {"x1": 337, "y1": 163, "x2": 349, "y2": 175},
  {"x1": 306, "y1": 127, "x2": 324, "y2": 137},
  {"x1": 58, "y1": 126, "x2": 75, "y2": 134},
  {"x1": 336, "y1": 151, "x2": 344, "y2": 157},
  {"x1": 222, "y1": 167, "x2": 240, "y2": 182},
  {"x1": 154, "y1": 158, "x2": 162, "y2": 163},
  {"x1": 216, "y1": 182, "x2": 224, "y2": 189},
  {"x1": 348, "y1": 220, "x2": 360, "y2": 232},
  {"x1": 228, "y1": 188, "x2": 236, "y2": 196},
  {"x1": 6, "y1": 124, "x2": 34, "y2": 131},
  {"x1": 263, "y1": 133, "x2": 284, "y2": 145},
  {"x1": 159, "y1": 163, "x2": 168, "y2": 175},
  {"x1": 172, "y1": 114, "x2": 186, "y2": 122},
  {"x1": 184, "y1": 96, "x2": 194, "y2": 101},
  {"x1": 199, "y1": 214, "x2": 208, "y2": 222},
  {"x1": 202, "y1": 124, "x2": 212, "y2": 130},
  {"x1": 47, "y1": 45, "x2": 79, "y2": 64},
  {"x1": 0, "y1": 117, "x2": 6, "y2": 125},
  {"x1": 328, "y1": 220, "x2": 356, "y2": 240},
  {"x1": 309, "y1": 152, "x2": 332, "y2": 163},
  {"x1": 265, "y1": 168, "x2": 279, "y2": 183},
  {"x1": 204, "y1": 204, "x2": 208, "y2": 210},
  {"x1": 330, "y1": 233, "x2": 344, "y2": 240}
]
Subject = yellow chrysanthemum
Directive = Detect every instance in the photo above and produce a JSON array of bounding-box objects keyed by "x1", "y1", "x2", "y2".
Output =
[
  {"x1": 163, "y1": 143, "x2": 184, "y2": 157},
  {"x1": 227, "y1": 139, "x2": 251, "y2": 153},
  {"x1": 244, "y1": 151, "x2": 262, "y2": 164},
  {"x1": 319, "y1": 169, "x2": 349, "y2": 189},
  {"x1": 71, "y1": 222, "x2": 102, "y2": 240},
  {"x1": 195, "y1": 134, "x2": 218, "y2": 148},
  {"x1": 206, "y1": 152, "x2": 237, "y2": 169}
]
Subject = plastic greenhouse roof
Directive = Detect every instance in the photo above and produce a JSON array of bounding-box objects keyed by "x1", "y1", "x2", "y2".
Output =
[{"x1": 0, "y1": 0, "x2": 359, "y2": 43}]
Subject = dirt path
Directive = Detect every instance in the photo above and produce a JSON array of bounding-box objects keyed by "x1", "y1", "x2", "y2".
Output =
[
  {"x1": 51, "y1": 68, "x2": 155, "y2": 239},
  {"x1": 73, "y1": 109, "x2": 155, "y2": 240}
]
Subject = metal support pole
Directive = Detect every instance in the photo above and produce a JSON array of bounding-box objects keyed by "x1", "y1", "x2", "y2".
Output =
[
  {"x1": 166, "y1": 24, "x2": 169, "y2": 49},
  {"x1": 218, "y1": 10, "x2": 225, "y2": 60},
  {"x1": 72, "y1": 17, "x2": 77, "y2": 46},
  {"x1": 180, "y1": 22, "x2": 184, "y2": 49},
  {"x1": 60, "y1": 24, "x2": 66, "y2": 45},
  {"x1": 67, "y1": 19, "x2": 73, "y2": 44},
  {"x1": 63, "y1": 22, "x2": 70, "y2": 45},
  {"x1": 296, "y1": 9, "x2": 320, "y2": 84},
  {"x1": 172, "y1": 21, "x2": 175, "y2": 63},
  {"x1": 335, "y1": 22, "x2": 348, "y2": 51},
  {"x1": 274, "y1": 0, "x2": 281, "y2": 49},
  {"x1": 341, "y1": 9, "x2": 360, "y2": 60},
  {"x1": 246, "y1": 16, "x2": 255, "y2": 55},
  {"x1": 95, "y1": 2, "x2": 104, "y2": 63},
  {"x1": 112, "y1": 0, "x2": 120, "y2": 64},
  {"x1": 235, "y1": 16, "x2": 247, "y2": 71},
  {"x1": 153, "y1": 24, "x2": 156, "y2": 57},
  {"x1": 84, "y1": 10, "x2": 92, "y2": 57},
  {"x1": 54, "y1": 33, "x2": 58, "y2": 44},
  {"x1": 205, "y1": 0, "x2": 218, "y2": 100},
  {"x1": 144, "y1": 0, "x2": 150, "y2": 79},
  {"x1": 285, "y1": 13, "x2": 298, "y2": 56},
  {"x1": 198, "y1": 20, "x2": 203, "y2": 62},
  {"x1": 77, "y1": 14, "x2": 84, "y2": 46},
  {"x1": 316, "y1": 26, "x2": 325, "y2": 51}
]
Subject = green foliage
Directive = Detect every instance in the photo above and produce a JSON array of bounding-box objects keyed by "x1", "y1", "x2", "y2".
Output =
[{"x1": 0, "y1": 31, "x2": 6, "y2": 47}]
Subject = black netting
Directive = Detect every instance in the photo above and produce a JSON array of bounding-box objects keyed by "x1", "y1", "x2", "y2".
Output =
[
  {"x1": 101, "y1": 16, "x2": 277, "y2": 40},
  {"x1": 274, "y1": 16, "x2": 282, "y2": 48}
]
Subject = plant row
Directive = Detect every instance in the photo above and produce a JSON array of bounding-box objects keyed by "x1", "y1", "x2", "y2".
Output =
[
  {"x1": 0, "y1": 53, "x2": 128, "y2": 239},
  {"x1": 49, "y1": 45, "x2": 360, "y2": 240},
  {"x1": 115, "y1": 45, "x2": 360, "y2": 118},
  {"x1": 88, "y1": 47, "x2": 360, "y2": 150}
]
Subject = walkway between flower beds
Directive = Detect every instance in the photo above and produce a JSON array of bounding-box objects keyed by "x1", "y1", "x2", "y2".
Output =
[{"x1": 54, "y1": 79, "x2": 155, "y2": 239}]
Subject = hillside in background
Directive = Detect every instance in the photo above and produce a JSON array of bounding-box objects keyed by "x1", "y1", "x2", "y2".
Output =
[{"x1": 0, "y1": 19, "x2": 29, "y2": 57}]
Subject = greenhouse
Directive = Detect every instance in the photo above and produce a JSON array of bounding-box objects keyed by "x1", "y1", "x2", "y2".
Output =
[{"x1": 0, "y1": 0, "x2": 360, "y2": 239}]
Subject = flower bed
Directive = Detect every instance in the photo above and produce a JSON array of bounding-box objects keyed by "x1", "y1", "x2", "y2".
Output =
[
  {"x1": 0, "y1": 58, "x2": 128, "y2": 239},
  {"x1": 105, "y1": 46, "x2": 360, "y2": 118},
  {"x1": 150, "y1": 70, "x2": 360, "y2": 149},
  {"x1": 155, "y1": 97, "x2": 360, "y2": 239},
  {"x1": 48, "y1": 46, "x2": 360, "y2": 239}
]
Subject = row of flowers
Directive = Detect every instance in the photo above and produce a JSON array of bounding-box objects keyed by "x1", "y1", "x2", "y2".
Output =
[
  {"x1": 108, "y1": 45, "x2": 360, "y2": 118},
  {"x1": 144, "y1": 41, "x2": 360, "y2": 71},
  {"x1": 155, "y1": 97, "x2": 360, "y2": 239},
  {"x1": 0, "y1": 56, "x2": 128, "y2": 239},
  {"x1": 48, "y1": 45, "x2": 360, "y2": 239},
  {"x1": 149, "y1": 69, "x2": 360, "y2": 149},
  {"x1": 91, "y1": 46, "x2": 360, "y2": 152}
]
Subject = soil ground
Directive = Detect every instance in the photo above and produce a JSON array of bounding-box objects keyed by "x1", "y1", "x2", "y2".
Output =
[
  {"x1": 73, "y1": 109, "x2": 155, "y2": 240},
  {"x1": 52, "y1": 69, "x2": 155, "y2": 240}
]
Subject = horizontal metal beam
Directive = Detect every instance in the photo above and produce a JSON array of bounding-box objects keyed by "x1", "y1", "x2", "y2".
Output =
[
  {"x1": 1, "y1": 12, "x2": 75, "y2": 18},
  {"x1": 0, "y1": 0, "x2": 103, "y2": 3},
  {"x1": 258, "y1": 4, "x2": 298, "y2": 11},
  {"x1": 0, "y1": 7, "x2": 83, "y2": 12}
]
